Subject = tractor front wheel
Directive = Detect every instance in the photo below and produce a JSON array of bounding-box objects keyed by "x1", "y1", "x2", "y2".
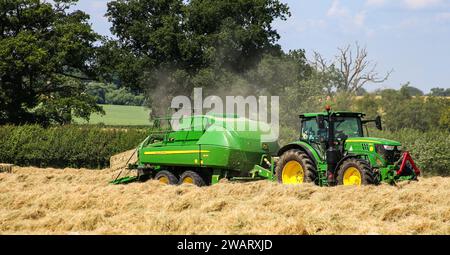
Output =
[
  {"x1": 179, "y1": 171, "x2": 206, "y2": 187},
  {"x1": 337, "y1": 159, "x2": 375, "y2": 186},
  {"x1": 276, "y1": 149, "x2": 317, "y2": 185},
  {"x1": 155, "y1": 170, "x2": 178, "y2": 185}
]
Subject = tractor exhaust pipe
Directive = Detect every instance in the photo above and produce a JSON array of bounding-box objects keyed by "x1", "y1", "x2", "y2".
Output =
[
  {"x1": 325, "y1": 106, "x2": 338, "y2": 183},
  {"x1": 317, "y1": 105, "x2": 339, "y2": 184}
]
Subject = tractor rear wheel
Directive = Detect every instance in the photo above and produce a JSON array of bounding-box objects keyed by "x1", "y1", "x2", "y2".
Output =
[
  {"x1": 155, "y1": 170, "x2": 178, "y2": 185},
  {"x1": 276, "y1": 149, "x2": 317, "y2": 184},
  {"x1": 179, "y1": 171, "x2": 206, "y2": 187},
  {"x1": 337, "y1": 159, "x2": 375, "y2": 186}
]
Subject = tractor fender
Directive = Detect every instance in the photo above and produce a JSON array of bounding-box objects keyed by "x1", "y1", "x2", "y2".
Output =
[{"x1": 277, "y1": 142, "x2": 320, "y2": 165}]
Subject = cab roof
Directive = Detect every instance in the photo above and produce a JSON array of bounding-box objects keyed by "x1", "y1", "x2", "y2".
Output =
[{"x1": 299, "y1": 111, "x2": 365, "y2": 118}]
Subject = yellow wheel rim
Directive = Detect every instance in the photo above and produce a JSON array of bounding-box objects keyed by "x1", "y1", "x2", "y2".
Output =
[
  {"x1": 343, "y1": 167, "x2": 362, "y2": 186},
  {"x1": 182, "y1": 177, "x2": 194, "y2": 184},
  {"x1": 282, "y1": 161, "x2": 304, "y2": 184},
  {"x1": 158, "y1": 176, "x2": 169, "y2": 184}
]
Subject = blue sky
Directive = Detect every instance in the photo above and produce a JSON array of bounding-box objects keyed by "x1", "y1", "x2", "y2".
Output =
[{"x1": 72, "y1": 0, "x2": 450, "y2": 93}]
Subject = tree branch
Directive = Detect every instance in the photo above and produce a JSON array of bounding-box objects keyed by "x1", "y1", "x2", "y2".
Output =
[{"x1": 57, "y1": 72, "x2": 96, "y2": 81}]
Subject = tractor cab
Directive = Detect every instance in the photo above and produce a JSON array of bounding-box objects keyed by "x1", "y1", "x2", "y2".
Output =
[{"x1": 300, "y1": 111, "x2": 367, "y2": 145}]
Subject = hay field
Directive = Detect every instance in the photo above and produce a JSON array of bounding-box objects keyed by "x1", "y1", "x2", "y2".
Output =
[
  {"x1": 74, "y1": 104, "x2": 151, "y2": 126},
  {"x1": 0, "y1": 165, "x2": 449, "y2": 235}
]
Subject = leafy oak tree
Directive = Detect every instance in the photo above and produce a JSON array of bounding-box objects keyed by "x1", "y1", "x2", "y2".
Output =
[
  {"x1": 100, "y1": 0, "x2": 290, "y2": 115},
  {"x1": 0, "y1": 0, "x2": 103, "y2": 125}
]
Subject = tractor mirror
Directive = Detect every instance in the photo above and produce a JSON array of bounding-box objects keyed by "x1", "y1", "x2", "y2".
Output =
[
  {"x1": 316, "y1": 116, "x2": 325, "y2": 129},
  {"x1": 375, "y1": 116, "x2": 382, "y2": 130}
]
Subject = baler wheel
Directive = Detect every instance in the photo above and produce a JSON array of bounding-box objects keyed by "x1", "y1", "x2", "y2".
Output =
[
  {"x1": 337, "y1": 159, "x2": 375, "y2": 186},
  {"x1": 276, "y1": 149, "x2": 317, "y2": 184},
  {"x1": 179, "y1": 171, "x2": 206, "y2": 187},
  {"x1": 155, "y1": 170, "x2": 178, "y2": 185}
]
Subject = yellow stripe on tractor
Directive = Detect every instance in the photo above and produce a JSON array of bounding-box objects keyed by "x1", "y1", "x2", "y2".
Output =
[
  {"x1": 346, "y1": 140, "x2": 376, "y2": 144},
  {"x1": 143, "y1": 150, "x2": 210, "y2": 155}
]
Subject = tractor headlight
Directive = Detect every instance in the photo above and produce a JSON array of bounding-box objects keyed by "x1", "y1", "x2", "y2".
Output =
[
  {"x1": 383, "y1": 145, "x2": 395, "y2": 150},
  {"x1": 396, "y1": 145, "x2": 403, "y2": 151}
]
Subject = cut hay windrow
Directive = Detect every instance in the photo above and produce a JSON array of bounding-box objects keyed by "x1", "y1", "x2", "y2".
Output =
[{"x1": 0, "y1": 166, "x2": 449, "y2": 234}]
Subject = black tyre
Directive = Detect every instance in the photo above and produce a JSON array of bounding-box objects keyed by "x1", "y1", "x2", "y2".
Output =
[
  {"x1": 179, "y1": 171, "x2": 206, "y2": 187},
  {"x1": 155, "y1": 170, "x2": 178, "y2": 185},
  {"x1": 137, "y1": 169, "x2": 151, "y2": 182},
  {"x1": 276, "y1": 149, "x2": 317, "y2": 184},
  {"x1": 337, "y1": 158, "x2": 375, "y2": 186}
]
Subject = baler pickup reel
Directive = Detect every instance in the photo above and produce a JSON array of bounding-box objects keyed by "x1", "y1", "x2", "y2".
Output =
[{"x1": 110, "y1": 149, "x2": 139, "y2": 185}]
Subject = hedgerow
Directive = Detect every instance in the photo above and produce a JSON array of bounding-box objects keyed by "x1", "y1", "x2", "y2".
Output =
[
  {"x1": 0, "y1": 125, "x2": 147, "y2": 169},
  {"x1": 370, "y1": 129, "x2": 450, "y2": 176}
]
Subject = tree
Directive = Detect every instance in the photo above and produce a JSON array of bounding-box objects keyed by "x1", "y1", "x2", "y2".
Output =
[
  {"x1": 185, "y1": 0, "x2": 290, "y2": 72},
  {"x1": 85, "y1": 82, "x2": 145, "y2": 106},
  {"x1": 245, "y1": 50, "x2": 312, "y2": 95},
  {"x1": 102, "y1": 0, "x2": 290, "y2": 114},
  {"x1": 0, "y1": 0, "x2": 103, "y2": 125},
  {"x1": 352, "y1": 87, "x2": 450, "y2": 131},
  {"x1": 311, "y1": 42, "x2": 392, "y2": 95},
  {"x1": 356, "y1": 87, "x2": 368, "y2": 96},
  {"x1": 429, "y1": 87, "x2": 450, "y2": 97},
  {"x1": 399, "y1": 83, "x2": 424, "y2": 97},
  {"x1": 309, "y1": 52, "x2": 343, "y2": 95}
]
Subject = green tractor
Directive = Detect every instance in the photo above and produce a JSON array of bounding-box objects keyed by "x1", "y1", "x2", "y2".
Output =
[{"x1": 275, "y1": 106, "x2": 420, "y2": 186}]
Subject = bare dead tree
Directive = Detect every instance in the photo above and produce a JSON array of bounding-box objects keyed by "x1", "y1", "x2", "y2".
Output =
[
  {"x1": 311, "y1": 42, "x2": 393, "y2": 94},
  {"x1": 311, "y1": 51, "x2": 328, "y2": 72},
  {"x1": 310, "y1": 52, "x2": 338, "y2": 95}
]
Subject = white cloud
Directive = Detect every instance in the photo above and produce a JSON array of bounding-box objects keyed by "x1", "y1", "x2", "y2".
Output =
[
  {"x1": 365, "y1": 28, "x2": 376, "y2": 38},
  {"x1": 399, "y1": 18, "x2": 420, "y2": 28},
  {"x1": 327, "y1": 0, "x2": 349, "y2": 17},
  {"x1": 354, "y1": 11, "x2": 366, "y2": 27},
  {"x1": 89, "y1": 0, "x2": 107, "y2": 14},
  {"x1": 90, "y1": 1, "x2": 106, "y2": 9},
  {"x1": 326, "y1": 1, "x2": 367, "y2": 29},
  {"x1": 306, "y1": 19, "x2": 328, "y2": 29},
  {"x1": 403, "y1": 0, "x2": 443, "y2": 9},
  {"x1": 366, "y1": 0, "x2": 387, "y2": 7},
  {"x1": 435, "y1": 12, "x2": 450, "y2": 21},
  {"x1": 288, "y1": 18, "x2": 328, "y2": 33}
]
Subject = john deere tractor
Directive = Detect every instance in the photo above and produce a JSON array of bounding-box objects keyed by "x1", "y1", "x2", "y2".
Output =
[{"x1": 275, "y1": 106, "x2": 420, "y2": 186}]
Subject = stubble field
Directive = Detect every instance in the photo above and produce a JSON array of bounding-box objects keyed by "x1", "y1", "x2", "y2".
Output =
[{"x1": 0, "y1": 163, "x2": 449, "y2": 235}]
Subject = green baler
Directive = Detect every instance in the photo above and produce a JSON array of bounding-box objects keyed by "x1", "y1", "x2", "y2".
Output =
[{"x1": 125, "y1": 114, "x2": 279, "y2": 186}]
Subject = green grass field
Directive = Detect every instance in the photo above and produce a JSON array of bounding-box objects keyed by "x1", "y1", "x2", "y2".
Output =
[{"x1": 75, "y1": 104, "x2": 152, "y2": 126}]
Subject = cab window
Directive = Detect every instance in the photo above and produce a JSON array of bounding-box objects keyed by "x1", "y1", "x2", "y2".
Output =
[
  {"x1": 334, "y1": 117, "x2": 363, "y2": 138},
  {"x1": 301, "y1": 116, "x2": 363, "y2": 142},
  {"x1": 301, "y1": 118, "x2": 326, "y2": 142}
]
